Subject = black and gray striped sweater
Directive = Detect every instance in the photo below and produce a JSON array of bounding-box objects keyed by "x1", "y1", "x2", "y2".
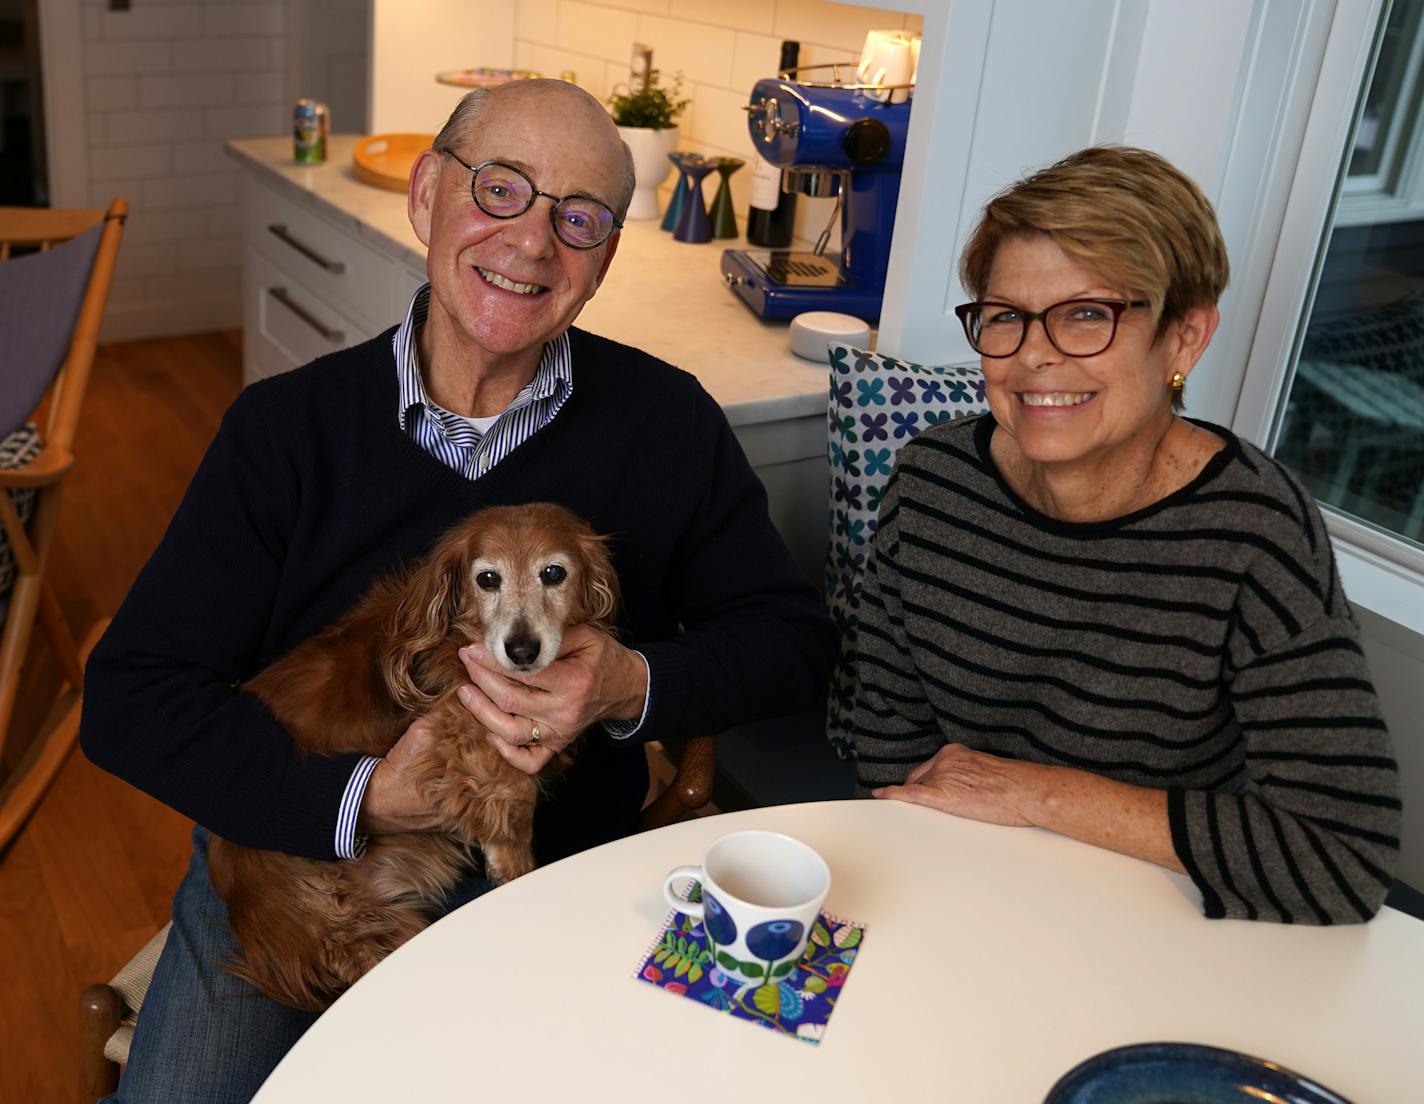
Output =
[{"x1": 852, "y1": 413, "x2": 1400, "y2": 923}]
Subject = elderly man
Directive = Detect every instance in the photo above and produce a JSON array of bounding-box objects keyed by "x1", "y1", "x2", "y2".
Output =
[{"x1": 82, "y1": 80, "x2": 833, "y2": 1103}]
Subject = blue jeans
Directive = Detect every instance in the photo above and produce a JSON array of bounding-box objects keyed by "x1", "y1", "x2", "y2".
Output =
[{"x1": 104, "y1": 827, "x2": 495, "y2": 1104}]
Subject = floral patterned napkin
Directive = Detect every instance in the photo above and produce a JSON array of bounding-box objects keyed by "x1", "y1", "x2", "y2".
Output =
[{"x1": 633, "y1": 882, "x2": 866, "y2": 1045}]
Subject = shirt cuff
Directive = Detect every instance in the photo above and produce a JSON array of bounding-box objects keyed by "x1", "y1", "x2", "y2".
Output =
[
  {"x1": 601, "y1": 650, "x2": 651, "y2": 739},
  {"x1": 336, "y1": 755, "x2": 381, "y2": 860}
]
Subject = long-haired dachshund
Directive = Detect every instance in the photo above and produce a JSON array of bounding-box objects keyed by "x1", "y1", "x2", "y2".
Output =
[{"x1": 207, "y1": 503, "x2": 619, "y2": 1011}]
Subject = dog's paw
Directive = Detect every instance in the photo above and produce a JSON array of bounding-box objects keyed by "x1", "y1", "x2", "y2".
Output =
[{"x1": 482, "y1": 843, "x2": 536, "y2": 884}]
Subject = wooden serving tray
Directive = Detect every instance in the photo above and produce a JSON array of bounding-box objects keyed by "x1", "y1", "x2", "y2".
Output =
[
  {"x1": 352, "y1": 133, "x2": 436, "y2": 192},
  {"x1": 435, "y1": 68, "x2": 541, "y2": 88}
]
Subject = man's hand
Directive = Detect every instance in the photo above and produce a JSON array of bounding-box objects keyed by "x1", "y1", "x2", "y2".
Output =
[
  {"x1": 456, "y1": 624, "x2": 648, "y2": 776},
  {"x1": 355, "y1": 714, "x2": 446, "y2": 834},
  {"x1": 872, "y1": 743, "x2": 1037, "y2": 827}
]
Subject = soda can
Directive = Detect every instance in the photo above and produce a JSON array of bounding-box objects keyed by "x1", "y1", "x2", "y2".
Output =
[{"x1": 293, "y1": 99, "x2": 328, "y2": 165}]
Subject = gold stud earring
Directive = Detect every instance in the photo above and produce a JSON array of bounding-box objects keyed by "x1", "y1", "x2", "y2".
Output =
[{"x1": 1170, "y1": 371, "x2": 1186, "y2": 392}]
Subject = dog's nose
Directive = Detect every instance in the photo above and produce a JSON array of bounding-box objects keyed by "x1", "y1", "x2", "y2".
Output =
[{"x1": 504, "y1": 635, "x2": 541, "y2": 667}]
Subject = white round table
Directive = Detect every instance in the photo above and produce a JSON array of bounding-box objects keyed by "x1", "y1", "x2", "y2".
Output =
[{"x1": 252, "y1": 800, "x2": 1423, "y2": 1102}]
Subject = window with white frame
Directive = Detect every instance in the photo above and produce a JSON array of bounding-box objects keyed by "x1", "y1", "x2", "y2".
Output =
[{"x1": 1272, "y1": 0, "x2": 1424, "y2": 551}]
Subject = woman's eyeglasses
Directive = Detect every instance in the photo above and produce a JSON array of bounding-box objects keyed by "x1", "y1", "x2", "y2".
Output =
[
  {"x1": 954, "y1": 298, "x2": 1150, "y2": 358},
  {"x1": 438, "y1": 150, "x2": 622, "y2": 250}
]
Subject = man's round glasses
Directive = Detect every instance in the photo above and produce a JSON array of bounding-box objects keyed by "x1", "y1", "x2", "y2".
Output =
[
  {"x1": 953, "y1": 298, "x2": 1150, "y2": 358},
  {"x1": 439, "y1": 150, "x2": 622, "y2": 250}
]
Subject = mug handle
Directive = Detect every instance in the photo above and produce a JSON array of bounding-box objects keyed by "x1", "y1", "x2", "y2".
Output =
[{"x1": 662, "y1": 865, "x2": 705, "y2": 919}]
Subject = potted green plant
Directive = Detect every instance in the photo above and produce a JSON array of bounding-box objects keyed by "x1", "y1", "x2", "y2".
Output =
[{"x1": 608, "y1": 70, "x2": 690, "y2": 220}]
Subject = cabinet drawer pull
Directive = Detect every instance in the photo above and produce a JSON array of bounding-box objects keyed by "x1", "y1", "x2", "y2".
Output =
[
  {"x1": 267, "y1": 223, "x2": 346, "y2": 273},
  {"x1": 268, "y1": 286, "x2": 344, "y2": 343}
]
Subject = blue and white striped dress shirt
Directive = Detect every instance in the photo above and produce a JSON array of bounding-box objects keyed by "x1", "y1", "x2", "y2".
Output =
[{"x1": 334, "y1": 285, "x2": 649, "y2": 860}]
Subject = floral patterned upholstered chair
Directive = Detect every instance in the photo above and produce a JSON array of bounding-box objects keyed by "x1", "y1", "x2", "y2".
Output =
[{"x1": 823, "y1": 344, "x2": 989, "y2": 762}]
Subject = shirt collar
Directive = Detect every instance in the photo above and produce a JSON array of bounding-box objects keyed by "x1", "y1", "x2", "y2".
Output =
[{"x1": 395, "y1": 283, "x2": 573, "y2": 432}]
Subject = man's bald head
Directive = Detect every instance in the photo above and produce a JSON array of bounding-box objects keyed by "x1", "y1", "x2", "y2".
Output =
[{"x1": 433, "y1": 80, "x2": 637, "y2": 219}]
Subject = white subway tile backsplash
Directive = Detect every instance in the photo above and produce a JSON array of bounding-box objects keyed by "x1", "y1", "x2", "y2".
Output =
[
  {"x1": 74, "y1": 0, "x2": 303, "y2": 340},
  {"x1": 319, "y1": 2, "x2": 368, "y2": 52},
  {"x1": 140, "y1": 73, "x2": 237, "y2": 108},
  {"x1": 115, "y1": 242, "x2": 177, "y2": 280},
  {"x1": 176, "y1": 236, "x2": 242, "y2": 272},
  {"x1": 669, "y1": 0, "x2": 773, "y2": 36},
  {"x1": 170, "y1": 37, "x2": 284, "y2": 73},
  {"x1": 82, "y1": 40, "x2": 172, "y2": 77},
  {"x1": 602, "y1": 60, "x2": 629, "y2": 100},
  {"x1": 207, "y1": 203, "x2": 244, "y2": 237},
  {"x1": 520, "y1": 42, "x2": 612, "y2": 101},
  {"x1": 90, "y1": 178, "x2": 140, "y2": 209},
  {"x1": 635, "y1": 14, "x2": 734, "y2": 88},
  {"x1": 685, "y1": 82, "x2": 752, "y2": 154},
  {"x1": 772, "y1": 0, "x2": 899, "y2": 54},
  {"x1": 100, "y1": 5, "x2": 204, "y2": 41},
  {"x1": 730, "y1": 30, "x2": 784, "y2": 96},
  {"x1": 204, "y1": 104, "x2": 288, "y2": 140},
  {"x1": 559, "y1": 1, "x2": 640, "y2": 65},
  {"x1": 518, "y1": 0, "x2": 559, "y2": 45},
  {"x1": 796, "y1": 42, "x2": 862, "y2": 71},
  {"x1": 145, "y1": 268, "x2": 242, "y2": 301},
  {"x1": 592, "y1": 0, "x2": 669, "y2": 14},
  {"x1": 85, "y1": 77, "x2": 139, "y2": 113},
  {"x1": 174, "y1": 139, "x2": 236, "y2": 176},
  {"x1": 121, "y1": 208, "x2": 211, "y2": 247},
  {"x1": 90, "y1": 143, "x2": 175, "y2": 181},
  {"x1": 143, "y1": 171, "x2": 239, "y2": 210},
  {"x1": 106, "y1": 108, "x2": 206, "y2": 145},
  {"x1": 236, "y1": 70, "x2": 286, "y2": 104},
  {"x1": 202, "y1": 3, "x2": 286, "y2": 37}
]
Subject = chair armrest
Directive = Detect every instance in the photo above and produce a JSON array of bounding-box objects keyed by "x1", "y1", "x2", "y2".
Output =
[
  {"x1": 639, "y1": 733, "x2": 717, "y2": 831},
  {"x1": 79, "y1": 984, "x2": 122, "y2": 1101},
  {"x1": 0, "y1": 443, "x2": 74, "y2": 488}
]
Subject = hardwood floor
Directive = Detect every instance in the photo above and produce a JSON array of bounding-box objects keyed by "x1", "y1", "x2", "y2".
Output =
[{"x1": 0, "y1": 331, "x2": 241, "y2": 1103}]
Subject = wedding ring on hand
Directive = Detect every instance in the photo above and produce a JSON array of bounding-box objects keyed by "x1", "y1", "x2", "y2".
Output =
[{"x1": 528, "y1": 721, "x2": 541, "y2": 747}]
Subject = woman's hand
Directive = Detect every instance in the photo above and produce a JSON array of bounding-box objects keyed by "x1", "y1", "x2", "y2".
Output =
[
  {"x1": 872, "y1": 743, "x2": 1037, "y2": 826},
  {"x1": 875, "y1": 743, "x2": 1185, "y2": 872},
  {"x1": 455, "y1": 625, "x2": 648, "y2": 776}
]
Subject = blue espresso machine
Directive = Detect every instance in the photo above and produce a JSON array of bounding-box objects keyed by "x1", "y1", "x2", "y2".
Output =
[{"x1": 721, "y1": 74, "x2": 911, "y2": 322}]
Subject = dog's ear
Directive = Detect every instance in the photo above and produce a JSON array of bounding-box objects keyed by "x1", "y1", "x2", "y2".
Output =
[
  {"x1": 577, "y1": 528, "x2": 620, "y2": 628},
  {"x1": 382, "y1": 530, "x2": 468, "y2": 711}
]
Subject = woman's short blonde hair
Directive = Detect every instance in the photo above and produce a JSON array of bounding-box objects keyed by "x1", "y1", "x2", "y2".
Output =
[{"x1": 959, "y1": 145, "x2": 1230, "y2": 337}]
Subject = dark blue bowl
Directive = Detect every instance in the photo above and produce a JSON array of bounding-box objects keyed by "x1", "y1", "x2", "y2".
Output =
[{"x1": 1043, "y1": 1042, "x2": 1356, "y2": 1104}]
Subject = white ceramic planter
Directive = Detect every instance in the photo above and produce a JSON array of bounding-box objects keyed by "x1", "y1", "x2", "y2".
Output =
[{"x1": 616, "y1": 124, "x2": 679, "y2": 221}]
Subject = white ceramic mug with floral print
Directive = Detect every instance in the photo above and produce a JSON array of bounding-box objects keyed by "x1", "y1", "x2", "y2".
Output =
[{"x1": 662, "y1": 830, "x2": 831, "y2": 987}]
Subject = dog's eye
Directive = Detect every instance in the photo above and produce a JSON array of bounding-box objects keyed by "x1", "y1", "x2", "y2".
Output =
[
  {"x1": 475, "y1": 570, "x2": 501, "y2": 591},
  {"x1": 540, "y1": 564, "x2": 567, "y2": 586}
]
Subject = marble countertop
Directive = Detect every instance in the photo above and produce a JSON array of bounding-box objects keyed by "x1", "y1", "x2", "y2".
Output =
[{"x1": 226, "y1": 135, "x2": 842, "y2": 425}]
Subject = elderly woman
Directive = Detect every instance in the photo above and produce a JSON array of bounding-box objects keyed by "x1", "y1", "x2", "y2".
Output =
[{"x1": 852, "y1": 146, "x2": 1400, "y2": 923}]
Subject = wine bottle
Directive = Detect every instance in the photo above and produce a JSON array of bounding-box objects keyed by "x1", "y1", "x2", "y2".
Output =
[{"x1": 745, "y1": 40, "x2": 800, "y2": 249}]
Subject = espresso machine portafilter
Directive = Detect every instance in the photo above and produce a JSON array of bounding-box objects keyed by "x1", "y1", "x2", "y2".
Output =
[{"x1": 720, "y1": 71, "x2": 911, "y2": 322}]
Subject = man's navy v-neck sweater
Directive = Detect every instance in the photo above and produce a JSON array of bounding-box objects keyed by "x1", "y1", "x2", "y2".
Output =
[{"x1": 81, "y1": 326, "x2": 835, "y2": 862}]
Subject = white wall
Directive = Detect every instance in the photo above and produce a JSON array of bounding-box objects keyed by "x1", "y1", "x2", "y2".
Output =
[
  {"x1": 368, "y1": 0, "x2": 515, "y2": 134},
  {"x1": 289, "y1": 0, "x2": 371, "y2": 136},
  {"x1": 510, "y1": 0, "x2": 922, "y2": 245}
]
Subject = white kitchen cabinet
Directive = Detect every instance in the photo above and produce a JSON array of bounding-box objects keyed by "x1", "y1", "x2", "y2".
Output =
[{"x1": 233, "y1": 155, "x2": 428, "y2": 385}]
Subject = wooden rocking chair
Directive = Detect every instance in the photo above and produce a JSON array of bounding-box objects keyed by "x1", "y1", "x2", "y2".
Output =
[{"x1": 0, "y1": 198, "x2": 126, "y2": 851}]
